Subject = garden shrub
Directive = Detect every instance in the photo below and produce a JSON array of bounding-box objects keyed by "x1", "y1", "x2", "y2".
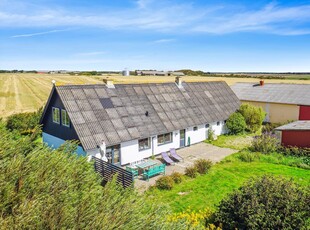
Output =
[
  {"x1": 262, "y1": 120, "x2": 293, "y2": 134},
  {"x1": 207, "y1": 128, "x2": 216, "y2": 141},
  {"x1": 185, "y1": 166, "x2": 198, "y2": 178},
  {"x1": 215, "y1": 175, "x2": 310, "y2": 230},
  {"x1": 194, "y1": 159, "x2": 213, "y2": 174},
  {"x1": 6, "y1": 108, "x2": 43, "y2": 137},
  {"x1": 238, "y1": 151, "x2": 260, "y2": 162},
  {"x1": 279, "y1": 146, "x2": 310, "y2": 158},
  {"x1": 251, "y1": 133, "x2": 280, "y2": 154},
  {"x1": 238, "y1": 104, "x2": 266, "y2": 133},
  {"x1": 168, "y1": 207, "x2": 215, "y2": 229},
  {"x1": 226, "y1": 112, "x2": 246, "y2": 134},
  {"x1": 0, "y1": 127, "x2": 187, "y2": 229},
  {"x1": 170, "y1": 172, "x2": 183, "y2": 184},
  {"x1": 156, "y1": 176, "x2": 174, "y2": 190}
]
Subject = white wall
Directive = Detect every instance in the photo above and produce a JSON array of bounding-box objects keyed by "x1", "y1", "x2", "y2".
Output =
[
  {"x1": 119, "y1": 120, "x2": 227, "y2": 165},
  {"x1": 85, "y1": 120, "x2": 228, "y2": 166}
]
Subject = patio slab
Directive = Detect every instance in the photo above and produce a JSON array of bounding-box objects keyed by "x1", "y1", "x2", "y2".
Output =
[{"x1": 134, "y1": 142, "x2": 237, "y2": 192}]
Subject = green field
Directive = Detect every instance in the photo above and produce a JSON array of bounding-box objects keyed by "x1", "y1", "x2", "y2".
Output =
[
  {"x1": 147, "y1": 156, "x2": 310, "y2": 212},
  {"x1": 1, "y1": 73, "x2": 310, "y2": 118}
]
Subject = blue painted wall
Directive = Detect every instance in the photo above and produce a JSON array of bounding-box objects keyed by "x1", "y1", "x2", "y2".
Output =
[{"x1": 43, "y1": 132, "x2": 86, "y2": 156}]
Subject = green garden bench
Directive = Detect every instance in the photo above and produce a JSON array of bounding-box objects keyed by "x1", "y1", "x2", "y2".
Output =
[
  {"x1": 143, "y1": 164, "x2": 165, "y2": 181},
  {"x1": 126, "y1": 166, "x2": 138, "y2": 178}
]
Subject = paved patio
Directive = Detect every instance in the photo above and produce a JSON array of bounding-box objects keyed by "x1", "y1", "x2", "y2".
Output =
[{"x1": 134, "y1": 142, "x2": 237, "y2": 192}]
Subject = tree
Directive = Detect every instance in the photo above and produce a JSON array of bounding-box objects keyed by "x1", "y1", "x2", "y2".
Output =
[
  {"x1": 215, "y1": 175, "x2": 310, "y2": 230},
  {"x1": 6, "y1": 108, "x2": 43, "y2": 137},
  {"x1": 0, "y1": 127, "x2": 187, "y2": 229},
  {"x1": 226, "y1": 112, "x2": 246, "y2": 134},
  {"x1": 238, "y1": 104, "x2": 266, "y2": 133}
]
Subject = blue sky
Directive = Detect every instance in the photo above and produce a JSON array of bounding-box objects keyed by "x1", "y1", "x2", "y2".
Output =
[{"x1": 1, "y1": 0, "x2": 310, "y2": 71}]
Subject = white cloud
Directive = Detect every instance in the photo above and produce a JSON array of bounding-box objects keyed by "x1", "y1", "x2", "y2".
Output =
[
  {"x1": 152, "y1": 38, "x2": 175, "y2": 43},
  {"x1": 1, "y1": 1, "x2": 310, "y2": 35},
  {"x1": 193, "y1": 3, "x2": 310, "y2": 35},
  {"x1": 11, "y1": 29, "x2": 71, "y2": 38}
]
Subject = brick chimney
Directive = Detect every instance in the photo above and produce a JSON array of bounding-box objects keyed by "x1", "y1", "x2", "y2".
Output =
[
  {"x1": 103, "y1": 78, "x2": 115, "y2": 88},
  {"x1": 175, "y1": 76, "x2": 183, "y2": 88},
  {"x1": 259, "y1": 80, "x2": 264, "y2": 86}
]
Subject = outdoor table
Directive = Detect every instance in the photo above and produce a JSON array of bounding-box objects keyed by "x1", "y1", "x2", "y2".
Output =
[{"x1": 135, "y1": 160, "x2": 157, "y2": 174}]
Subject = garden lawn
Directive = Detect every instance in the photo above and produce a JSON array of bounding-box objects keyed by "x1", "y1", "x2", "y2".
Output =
[
  {"x1": 148, "y1": 161, "x2": 310, "y2": 213},
  {"x1": 206, "y1": 134, "x2": 254, "y2": 150}
]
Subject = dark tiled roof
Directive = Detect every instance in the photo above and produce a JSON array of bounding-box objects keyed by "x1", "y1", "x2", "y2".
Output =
[
  {"x1": 231, "y1": 83, "x2": 310, "y2": 106},
  {"x1": 275, "y1": 121, "x2": 310, "y2": 131},
  {"x1": 56, "y1": 82, "x2": 240, "y2": 150}
]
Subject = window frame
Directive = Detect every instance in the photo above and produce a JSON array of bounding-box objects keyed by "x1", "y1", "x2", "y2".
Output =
[
  {"x1": 157, "y1": 132, "x2": 172, "y2": 146},
  {"x1": 205, "y1": 124, "x2": 210, "y2": 128},
  {"x1": 138, "y1": 138, "x2": 151, "y2": 151},
  {"x1": 217, "y1": 121, "x2": 220, "y2": 126},
  {"x1": 193, "y1": 126, "x2": 198, "y2": 131},
  {"x1": 61, "y1": 109, "x2": 70, "y2": 127},
  {"x1": 52, "y1": 107, "x2": 60, "y2": 124}
]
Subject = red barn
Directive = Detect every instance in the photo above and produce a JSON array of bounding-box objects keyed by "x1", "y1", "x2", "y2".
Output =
[
  {"x1": 276, "y1": 121, "x2": 310, "y2": 148},
  {"x1": 299, "y1": 105, "x2": 310, "y2": 120}
]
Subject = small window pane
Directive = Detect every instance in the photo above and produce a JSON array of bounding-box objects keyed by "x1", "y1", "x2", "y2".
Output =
[
  {"x1": 193, "y1": 126, "x2": 198, "y2": 131},
  {"x1": 62, "y1": 109, "x2": 70, "y2": 127},
  {"x1": 205, "y1": 124, "x2": 209, "y2": 128},
  {"x1": 157, "y1": 132, "x2": 172, "y2": 146},
  {"x1": 217, "y1": 121, "x2": 220, "y2": 126},
  {"x1": 52, "y1": 107, "x2": 60, "y2": 124},
  {"x1": 139, "y1": 138, "x2": 150, "y2": 151}
]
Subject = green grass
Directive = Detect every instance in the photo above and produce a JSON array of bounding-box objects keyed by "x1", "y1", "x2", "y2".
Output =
[
  {"x1": 206, "y1": 134, "x2": 254, "y2": 150},
  {"x1": 147, "y1": 158, "x2": 310, "y2": 213}
]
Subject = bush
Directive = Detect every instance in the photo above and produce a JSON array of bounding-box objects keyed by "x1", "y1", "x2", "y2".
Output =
[
  {"x1": 238, "y1": 151, "x2": 260, "y2": 162},
  {"x1": 226, "y1": 112, "x2": 246, "y2": 134},
  {"x1": 156, "y1": 176, "x2": 174, "y2": 190},
  {"x1": 194, "y1": 159, "x2": 212, "y2": 174},
  {"x1": 185, "y1": 166, "x2": 198, "y2": 178},
  {"x1": 238, "y1": 104, "x2": 266, "y2": 133},
  {"x1": 0, "y1": 127, "x2": 187, "y2": 229},
  {"x1": 251, "y1": 133, "x2": 280, "y2": 154},
  {"x1": 6, "y1": 108, "x2": 42, "y2": 137},
  {"x1": 170, "y1": 172, "x2": 183, "y2": 184},
  {"x1": 215, "y1": 175, "x2": 310, "y2": 230},
  {"x1": 279, "y1": 146, "x2": 310, "y2": 158},
  {"x1": 262, "y1": 120, "x2": 293, "y2": 134},
  {"x1": 207, "y1": 128, "x2": 216, "y2": 141}
]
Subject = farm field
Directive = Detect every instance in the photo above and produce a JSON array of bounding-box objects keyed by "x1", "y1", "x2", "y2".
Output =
[{"x1": 1, "y1": 73, "x2": 310, "y2": 117}]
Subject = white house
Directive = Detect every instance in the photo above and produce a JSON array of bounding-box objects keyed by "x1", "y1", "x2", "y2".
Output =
[{"x1": 40, "y1": 77, "x2": 240, "y2": 166}]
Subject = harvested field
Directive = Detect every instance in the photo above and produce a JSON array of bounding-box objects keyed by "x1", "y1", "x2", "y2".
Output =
[{"x1": 1, "y1": 73, "x2": 310, "y2": 117}]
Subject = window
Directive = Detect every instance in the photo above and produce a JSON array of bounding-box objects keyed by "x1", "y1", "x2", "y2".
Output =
[
  {"x1": 61, "y1": 109, "x2": 70, "y2": 127},
  {"x1": 52, "y1": 107, "x2": 60, "y2": 124},
  {"x1": 193, "y1": 126, "x2": 198, "y2": 131},
  {"x1": 138, "y1": 138, "x2": 151, "y2": 151},
  {"x1": 157, "y1": 132, "x2": 172, "y2": 146},
  {"x1": 217, "y1": 121, "x2": 220, "y2": 126},
  {"x1": 205, "y1": 124, "x2": 210, "y2": 128}
]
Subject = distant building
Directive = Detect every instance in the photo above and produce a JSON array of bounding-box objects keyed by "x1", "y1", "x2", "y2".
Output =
[
  {"x1": 276, "y1": 121, "x2": 310, "y2": 148},
  {"x1": 122, "y1": 69, "x2": 130, "y2": 76},
  {"x1": 135, "y1": 70, "x2": 184, "y2": 76},
  {"x1": 231, "y1": 82, "x2": 310, "y2": 123},
  {"x1": 168, "y1": 71, "x2": 185, "y2": 76}
]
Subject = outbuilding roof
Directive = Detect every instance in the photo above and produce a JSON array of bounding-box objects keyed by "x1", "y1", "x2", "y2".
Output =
[
  {"x1": 231, "y1": 83, "x2": 310, "y2": 106},
  {"x1": 275, "y1": 120, "x2": 310, "y2": 131},
  {"x1": 52, "y1": 81, "x2": 239, "y2": 150}
]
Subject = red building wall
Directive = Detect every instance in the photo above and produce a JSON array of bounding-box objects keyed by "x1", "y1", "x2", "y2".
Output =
[
  {"x1": 281, "y1": 130, "x2": 310, "y2": 148},
  {"x1": 299, "y1": 105, "x2": 310, "y2": 120}
]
